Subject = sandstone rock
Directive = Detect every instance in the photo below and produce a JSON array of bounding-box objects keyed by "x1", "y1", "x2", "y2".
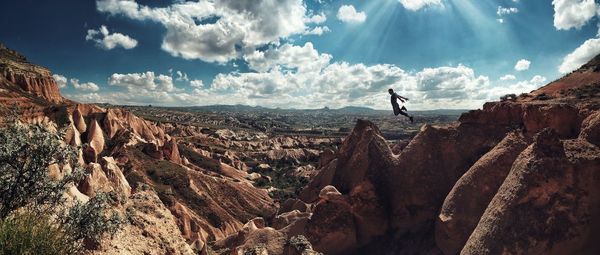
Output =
[
  {"x1": 348, "y1": 180, "x2": 388, "y2": 246},
  {"x1": 143, "y1": 142, "x2": 163, "y2": 160},
  {"x1": 99, "y1": 157, "x2": 131, "y2": 198},
  {"x1": 318, "y1": 185, "x2": 343, "y2": 201},
  {"x1": 86, "y1": 119, "x2": 105, "y2": 163},
  {"x1": 279, "y1": 199, "x2": 310, "y2": 215},
  {"x1": 78, "y1": 163, "x2": 113, "y2": 197},
  {"x1": 317, "y1": 149, "x2": 335, "y2": 168},
  {"x1": 461, "y1": 129, "x2": 600, "y2": 254},
  {"x1": 64, "y1": 122, "x2": 82, "y2": 147},
  {"x1": 436, "y1": 132, "x2": 529, "y2": 255},
  {"x1": 580, "y1": 110, "x2": 600, "y2": 146},
  {"x1": 306, "y1": 193, "x2": 358, "y2": 255},
  {"x1": 91, "y1": 190, "x2": 195, "y2": 255},
  {"x1": 163, "y1": 137, "x2": 182, "y2": 164},
  {"x1": 72, "y1": 108, "x2": 87, "y2": 134}
]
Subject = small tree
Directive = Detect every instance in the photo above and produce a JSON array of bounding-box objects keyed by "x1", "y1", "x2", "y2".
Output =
[
  {"x1": 0, "y1": 120, "x2": 123, "y2": 253},
  {"x1": 0, "y1": 122, "x2": 82, "y2": 218}
]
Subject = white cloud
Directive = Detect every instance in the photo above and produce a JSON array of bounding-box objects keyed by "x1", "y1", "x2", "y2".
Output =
[
  {"x1": 190, "y1": 80, "x2": 204, "y2": 88},
  {"x1": 530, "y1": 75, "x2": 547, "y2": 85},
  {"x1": 96, "y1": 0, "x2": 322, "y2": 63},
  {"x1": 244, "y1": 42, "x2": 332, "y2": 73},
  {"x1": 205, "y1": 42, "x2": 499, "y2": 110},
  {"x1": 306, "y1": 12, "x2": 327, "y2": 24},
  {"x1": 497, "y1": 18, "x2": 504, "y2": 23},
  {"x1": 398, "y1": 0, "x2": 443, "y2": 11},
  {"x1": 85, "y1": 25, "x2": 138, "y2": 50},
  {"x1": 52, "y1": 74, "x2": 68, "y2": 88},
  {"x1": 337, "y1": 5, "x2": 366, "y2": 23},
  {"x1": 500, "y1": 74, "x2": 516, "y2": 81},
  {"x1": 559, "y1": 37, "x2": 600, "y2": 73},
  {"x1": 497, "y1": 6, "x2": 519, "y2": 16},
  {"x1": 486, "y1": 75, "x2": 547, "y2": 97},
  {"x1": 70, "y1": 79, "x2": 100, "y2": 92},
  {"x1": 303, "y1": 26, "x2": 330, "y2": 35},
  {"x1": 514, "y1": 59, "x2": 531, "y2": 71},
  {"x1": 108, "y1": 71, "x2": 175, "y2": 92},
  {"x1": 552, "y1": 0, "x2": 597, "y2": 30},
  {"x1": 176, "y1": 71, "x2": 189, "y2": 82}
]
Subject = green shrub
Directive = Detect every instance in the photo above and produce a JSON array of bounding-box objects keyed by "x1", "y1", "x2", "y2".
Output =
[
  {"x1": 0, "y1": 212, "x2": 78, "y2": 255},
  {"x1": 0, "y1": 121, "x2": 123, "y2": 252},
  {"x1": 61, "y1": 193, "x2": 124, "y2": 248},
  {"x1": 0, "y1": 122, "x2": 84, "y2": 218}
]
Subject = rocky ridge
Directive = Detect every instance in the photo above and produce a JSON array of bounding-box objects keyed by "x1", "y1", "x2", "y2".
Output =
[{"x1": 216, "y1": 56, "x2": 600, "y2": 254}]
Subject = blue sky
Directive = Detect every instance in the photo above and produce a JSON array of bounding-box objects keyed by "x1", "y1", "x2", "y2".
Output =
[{"x1": 1, "y1": 0, "x2": 599, "y2": 110}]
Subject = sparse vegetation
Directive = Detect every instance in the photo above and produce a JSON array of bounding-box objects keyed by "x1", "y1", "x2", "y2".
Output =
[
  {"x1": 534, "y1": 93, "x2": 552, "y2": 101},
  {"x1": 0, "y1": 212, "x2": 77, "y2": 255},
  {"x1": 0, "y1": 121, "x2": 123, "y2": 253}
]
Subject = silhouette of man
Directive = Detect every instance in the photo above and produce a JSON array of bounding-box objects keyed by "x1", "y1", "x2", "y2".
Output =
[{"x1": 389, "y1": 88, "x2": 413, "y2": 123}]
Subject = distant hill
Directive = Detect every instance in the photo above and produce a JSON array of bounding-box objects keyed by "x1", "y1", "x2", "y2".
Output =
[{"x1": 136, "y1": 104, "x2": 470, "y2": 116}]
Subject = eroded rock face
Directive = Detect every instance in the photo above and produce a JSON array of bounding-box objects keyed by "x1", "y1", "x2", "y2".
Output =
[
  {"x1": 91, "y1": 189, "x2": 195, "y2": 255},
  {"x1": 78, "y1": 163, "x2": 113, "y2": 198},
  {"x1": 436, "y1": 132, "x2": 530, "y2": 255},
  {"x1": 461, "y1": 129, "x2": 600, "y2": 254},
  {"x1": 99, "y1": 157, "x2": 131, "y2": 198},
  {"x1": 292, "y1": 103, "x2": 600, "y2": 254},
  {"x1": 86, "y1": 119, "x2": 105, "y2": 163},
  {"x1": 163, "y1": 137, "x2": 182, "y2": 164}
]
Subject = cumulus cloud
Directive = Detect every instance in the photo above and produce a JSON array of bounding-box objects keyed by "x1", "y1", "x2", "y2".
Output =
[
  {"x1": 486, "y1": 75, "x2": 547, "y2": 97},
  {"x1": 66, "y1": 38, "x2": 525, "y2": 109},
  {"x1": 108, "y1": 71, "x2": 175, "y2": 92},
  {"x1": 244, "y1": 42, "x2": 332, "y2": 73},
  {"x1": 514, "y1": 59, "x2": 531, "y2": 71},
  {"x1": 190, "y1": 80, "x2": 204, "y2": 88},
  {"x1": 85, "y1": 25, "x2": 138, "y2": 50},
  {"x1": 552, "y1": 0, "x2": 597, "y2": 30},
  {"x1": 337, "y1": 5, "x2": 366, "y2": 23},
  {"x1": 204, "y1": 42, "x2": 500, "y2": 109},
  {"x1": 70, "y1": 79, "x2": 100, "y2": 92},
  {"x1": 559, "y1": 38, "x2": 600, "y2": 73},
  {"x1": 303, "y1": 26, "x2": 330, "y2": 35},
  {"x1": 500, "y1": 74, "x2": 516, "y2": 81},
  {"x1": 398, "y1": 0, "x2": 443, "y2": 11},
  {"x1": 52, "y1": 74, "x2": 68, "y2": 88},
  {"x1": 96, "y1": 0, "x2": 323, "y2": 63},
  {"x1": 306, "y1": 12, "x2": 327, "y2": 24}
]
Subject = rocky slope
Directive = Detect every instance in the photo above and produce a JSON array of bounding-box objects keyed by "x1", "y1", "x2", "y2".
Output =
[
  {"x1": 0, "y1": 43, "x2": 64, "y2": 105},
  {"x1": 0, "y1": 45, "x2": 286, "y2": 254},
  {"x1": 216, "y1": 56, "x2": 600, "y2": 255}
]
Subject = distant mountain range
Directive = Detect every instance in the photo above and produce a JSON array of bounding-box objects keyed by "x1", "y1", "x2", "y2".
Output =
[{"x1": 108, "y1": 103, "x2": 470, "y2": 116}]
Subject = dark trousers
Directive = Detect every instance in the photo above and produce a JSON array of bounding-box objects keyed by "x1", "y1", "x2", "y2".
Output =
[{"x1": 392, "y1": 103, "x2": 409, "y2": 117}]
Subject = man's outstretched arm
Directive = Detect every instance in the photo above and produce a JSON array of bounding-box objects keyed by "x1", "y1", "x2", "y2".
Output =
[{"x1": 395, "y1": 94, "x2": 409, "y2": 101}]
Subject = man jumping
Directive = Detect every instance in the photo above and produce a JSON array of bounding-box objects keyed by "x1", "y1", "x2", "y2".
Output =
[{"x1": 388, "y1": 88, "x2": 413, "y2": 123}]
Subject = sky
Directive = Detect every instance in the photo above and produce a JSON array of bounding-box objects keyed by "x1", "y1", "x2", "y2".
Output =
[{"x1": 0, "y1": 0, "x2": 599, "y2": 110}]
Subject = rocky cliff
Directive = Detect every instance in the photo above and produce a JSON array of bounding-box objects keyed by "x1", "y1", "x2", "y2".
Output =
[
  {"x1": 0, "y1": 43, "x2": 64, "y2": 104},
  {"x1": 216, "y1": 56, "x2": 600, "y2": 255}
]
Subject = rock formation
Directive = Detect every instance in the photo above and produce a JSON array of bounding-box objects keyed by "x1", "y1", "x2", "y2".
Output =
[
  {"x1": 217, "y1": 55, "x2": 600, "y2": 255},
  {"x1": 0, "y1": 43, "x2": 64, "y2": 103}
]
